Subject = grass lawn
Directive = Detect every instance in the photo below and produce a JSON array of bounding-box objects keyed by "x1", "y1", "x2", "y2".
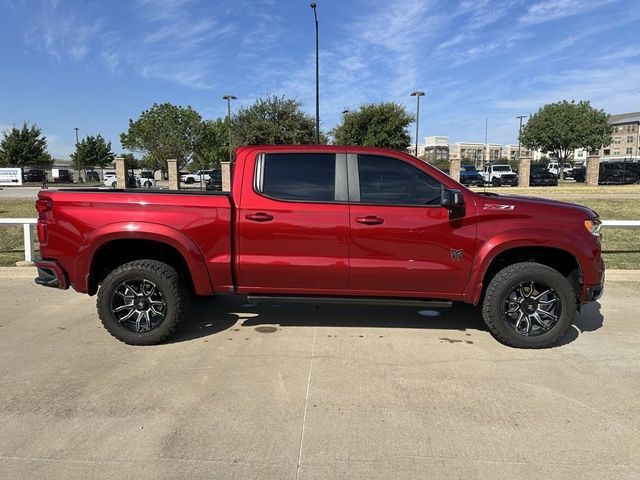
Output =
[{"x1": 1, "y1": 185, "x2": 639, "y2": 268}]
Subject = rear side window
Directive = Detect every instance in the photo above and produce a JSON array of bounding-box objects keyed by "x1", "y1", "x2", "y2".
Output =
[
  {"x1": 357, "y1": 155, "x2": 441, "y2": 206},
  {"x1": 261, "y1": 153, "x2": 336, "y2": 202}
]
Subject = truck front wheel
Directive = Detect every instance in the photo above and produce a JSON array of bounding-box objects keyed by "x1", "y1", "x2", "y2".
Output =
[
  {"x1": 97, "y1": 260, "x2": 188, "y2": 345},
  {"x1": 481, "y1": 262, "x2": 576, "y2": 348}
]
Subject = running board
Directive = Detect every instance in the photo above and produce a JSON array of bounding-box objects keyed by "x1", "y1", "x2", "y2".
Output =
[{"x1": 246, "y1": 295, "x2": 452, "y2": 308}]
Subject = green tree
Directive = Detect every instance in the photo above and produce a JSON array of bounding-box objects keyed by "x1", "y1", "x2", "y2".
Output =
[
  {"x1": 191, "y1": 118, "x2": 229, "y2": 171},
  {"x1": 71, "y1": 135, "x2": 115, "y2": 172},
  {"x1": 118, "y1": 153, "x2": 140, "y2": 169},
  {"x1": 520, "y1": 100, "x2": 611, "y2": 164},
  {"x1": 331, "y1": 103, "x2": 414, "y2": 150},
  {"x1": 0, "y1": 123, "x2": 53, "y2": 169},
  {"x1": 231, "y1": 95, "x2": 317, "y2": 146},
  {"x1": 120, "y1": 103, "x2": 203, "y2": 170}
]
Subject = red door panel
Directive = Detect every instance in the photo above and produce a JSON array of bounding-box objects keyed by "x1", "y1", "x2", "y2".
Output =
[{"x1": 348, "y1": 205, "x2": 476, "y2": 297}]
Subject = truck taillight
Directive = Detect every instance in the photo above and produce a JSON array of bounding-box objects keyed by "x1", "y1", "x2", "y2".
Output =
[
  {"x1": 36, "y1": 198, "x2": 52, "y2": 218},
  {"x1": 36, "y1": 198, "x2": 52, "y2": 244}
]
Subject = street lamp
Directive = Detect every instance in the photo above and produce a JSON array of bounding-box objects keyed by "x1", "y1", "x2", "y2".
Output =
[
  {"x1": 516, "y1": 115, "x2": 527, "y2": 161},
  {"x1": 74, "y1": 127, "x2": 79, "y2": 144},
  {"x1": 410, "y1": 91, "x2": 425, "y2": 157},
  {"x1": 222, "y1": 95, "x2": 237, "y2": 163},
  {"x1": 310, "y1": 2, "x2": 320, "y2": 144}
]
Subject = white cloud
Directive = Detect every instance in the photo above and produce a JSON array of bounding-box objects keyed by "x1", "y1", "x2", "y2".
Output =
[{"x1": 519, "y1": 0, "x2": 615, "y2": 25}]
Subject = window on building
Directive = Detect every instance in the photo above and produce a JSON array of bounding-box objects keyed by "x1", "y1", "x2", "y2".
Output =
[
  {"x1": 627, "y1": 136, "x2": 634, "y2": 143},
  {"x1": 261, "y1": 153, "x2": 336, "y2": 202},
  {"x1": 614, "y1": 136, "x2": 621, "y2": 144},
  {"x1": 614, "y1": 149, "x2": 621, "y2": 155},
  {"x1": 626, "y1": 147, "x2": 633, "y2": 155},
  {"x1": 357, "y1": 155, "x2": 442, "y2": 206},
  {"x1": 604, "y1": 149, "x2": 610, "y2": 155},
  {"x1": 627, "y1": 125, "x2": 635, "y2": 132}
]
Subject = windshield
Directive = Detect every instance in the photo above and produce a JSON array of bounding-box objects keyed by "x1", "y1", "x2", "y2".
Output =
[
  {"x1": 493, "y1": 166, "x2": 511, "y2": 172},
  {"x1": 461, "y1": 165, "x2": 477, "y2": 172}
]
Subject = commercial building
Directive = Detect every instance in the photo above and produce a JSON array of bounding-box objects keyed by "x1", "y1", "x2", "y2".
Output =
[
  {"x1": 599, "y1": 112, "x2": 640, "y2": 160},
  {"x1": 424, "y1": 136, "x2": 450, "y2": 162}
]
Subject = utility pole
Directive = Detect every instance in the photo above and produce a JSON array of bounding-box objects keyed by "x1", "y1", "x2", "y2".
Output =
[
  {"x1": 516, "y1": 115, "x2": 527, "y2": 161},
  {"x1": 410, "y1": 91, "x2": 425, "y2": 158},
  {"x1": 222, "y1": 95, "x2": 237, "y2": 163},
  {"x1": 310, "y1": 3, "x2": 320, "y2": 144}
]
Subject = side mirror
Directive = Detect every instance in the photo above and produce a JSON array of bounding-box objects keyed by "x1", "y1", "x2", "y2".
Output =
[{"x1": 441, "y1": 189, "x2": 465, "y2": 209}]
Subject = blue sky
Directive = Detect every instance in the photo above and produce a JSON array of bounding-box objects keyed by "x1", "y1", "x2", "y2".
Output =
[{"x1": 1, "y1": 0, "x2": 639, "y2": 158}]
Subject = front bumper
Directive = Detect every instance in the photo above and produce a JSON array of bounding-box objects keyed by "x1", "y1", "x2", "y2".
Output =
[
  {"x1": 585, "y1": 285, "x2": 604, "y2": 302},
  {"x1": 34, "y1": 259, "x2": 69, "y2": 290}
]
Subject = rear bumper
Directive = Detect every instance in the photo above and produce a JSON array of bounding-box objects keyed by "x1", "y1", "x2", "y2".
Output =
[{"x1": 34, "y1": 259, "x2": 69, "y2": 290}]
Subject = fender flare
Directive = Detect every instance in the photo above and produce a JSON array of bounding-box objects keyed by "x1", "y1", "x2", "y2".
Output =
[
  {"x1": 74, "y1": 221, "x2": 214, "y2": 295},
  {"x1": 464, "y1": 228, "x2": 587, "y2": 305}
]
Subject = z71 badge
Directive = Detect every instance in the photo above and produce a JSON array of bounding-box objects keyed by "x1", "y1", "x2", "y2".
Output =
[{"x1": 483, "y1": 204, "x2": 515, "y2": 210}]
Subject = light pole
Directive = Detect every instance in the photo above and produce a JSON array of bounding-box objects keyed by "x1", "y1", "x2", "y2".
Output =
[
  {"x1": 310, "y1": 3, "x2": 320, "y2": 143},
  {"x1": 74, "y1": 127, "x2": 79, "y2": 145},
  {"x1": 222, "y1": 95, "x2": 237, "y2": 163},
  {"x1": 410, "y1": 91, "x2": 425, "y2": 157},
  {"x1": 516, "y1": 115, "x2": 526, "y2": 161}
]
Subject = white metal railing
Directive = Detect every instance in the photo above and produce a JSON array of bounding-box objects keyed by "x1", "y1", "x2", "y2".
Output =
[
  {"x1": 0, "y1": 218, "x2": 37, "y2": 262},
  {"x1": 601, "y1": 220, "x2": 640, "y2": 228},
  {"x1": 0, "y1": 218, "x2": 638, "y2": 265}
]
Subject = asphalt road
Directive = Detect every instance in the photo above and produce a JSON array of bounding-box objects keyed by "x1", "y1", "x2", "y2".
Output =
[{"x1": 0, "y1": 270, "x2": 639, "y2": 479}]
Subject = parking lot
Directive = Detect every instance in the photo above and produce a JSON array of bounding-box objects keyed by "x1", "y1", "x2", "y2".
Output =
[{"x1": 0, "y1": 268, "x2": 639, "y2": 479}]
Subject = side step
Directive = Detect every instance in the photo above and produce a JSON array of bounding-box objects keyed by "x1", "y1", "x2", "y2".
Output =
[{"x1": 246, "y1": 295, "x2": 452, "y2": 308}]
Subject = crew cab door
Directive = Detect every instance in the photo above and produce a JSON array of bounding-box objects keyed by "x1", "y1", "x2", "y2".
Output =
[
  {"x1": 347, "y1": 153, "x2": 476, "y2": 298},
  {"x1": 235, "y1": 151, "x2": 350, "y2": 293}
]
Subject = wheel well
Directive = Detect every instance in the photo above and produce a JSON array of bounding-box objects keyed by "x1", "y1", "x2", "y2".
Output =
[
  {"x1": 88, "y1": 239, "x2": 194, "y2": 295},
  {"x1": 482, "y1": 247, "x2": 582, "y2": 301}
]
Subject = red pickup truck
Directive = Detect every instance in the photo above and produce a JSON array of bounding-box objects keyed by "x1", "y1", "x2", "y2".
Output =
[{"x1": 34, "y1": 145, "x2": 604, "y2": 348}]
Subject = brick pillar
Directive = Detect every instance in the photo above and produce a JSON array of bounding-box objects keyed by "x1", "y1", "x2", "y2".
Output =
[
  {"x1": 586, "y1": 155, "x2": 600, "y2": 186},
  {"x1": 115, "y1": 156, "x2": 126, "y2": 189},
  {"x1": 449, "y1": 156, "x2": 461, "y2": 183},
  {"x1": 221, "y1": 161, "x2": 231, "y2": 191},
  {"x1": 167, "y1": 159, "x2": 179, "y2": 190},
  {"x1": 518, "y1": 156, "x2": 531, "y2": 187}
]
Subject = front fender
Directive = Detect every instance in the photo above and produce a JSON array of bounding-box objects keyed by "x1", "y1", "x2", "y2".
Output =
[
  {"x1": 74, "y1": 221, "x2": 214, "y2": 295},
  {"x1": 464, "y1": 227, "x2": 590, "y2": 305}
]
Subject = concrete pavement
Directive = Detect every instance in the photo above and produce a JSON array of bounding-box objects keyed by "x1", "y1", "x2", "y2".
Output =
[{"x1": 0, "y1": 275, "x2": 639, "y2": 479}]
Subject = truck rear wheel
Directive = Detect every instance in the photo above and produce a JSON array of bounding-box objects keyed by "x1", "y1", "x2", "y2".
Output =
[
  {"x1": 481, "y1": 262, "x2": 576, "y2": 348},
  {"x1": 97, "y1": 260, "x2": 188, "y2": 345}
]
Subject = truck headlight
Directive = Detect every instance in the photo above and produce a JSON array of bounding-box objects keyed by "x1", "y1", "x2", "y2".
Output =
[{"x1": 584, "y1": 218, "x2": 602, "y2": 239}]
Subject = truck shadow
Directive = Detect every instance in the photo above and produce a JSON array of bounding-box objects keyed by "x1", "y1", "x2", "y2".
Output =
[{"x1": 168, "y1": 295, "x2": 604, "y2": 347}]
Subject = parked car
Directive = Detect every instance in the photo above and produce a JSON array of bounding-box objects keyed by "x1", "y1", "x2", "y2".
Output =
[
  {"x1": 104, "y1": 174, "x2": 140, "y2": 188},
  {"x1": 23, "y1": 168, "x2": 47, "y2": 183},
  {"x1": 181, "y1": 170, "x2": 214, "y2": 184},
  {"x1": 35, "y1": 145, "x2": 604, "y2": 349},
  {"x1": 573, "y1": 162, "x2": 639, "y2": 184},
  {"x1": 459, "y1": 165, "x2": 484, "y2": 186},
  {"x1": 547, "y1": 162, "x2": 573, "y2": 179},
  {"x1": 136, "y1": 172, "x2": 156, "y2": 188},
  {"x1": 85, "y1": 171, "x2": 100, "y2": 182},
  {"x1": 529, "y1": 164, "x2": 558, "y2": 186},
  {"x1": 481, "y1": 164, "x2": 518, "y2": 186},
  {"x1": 53, "y1": 169, "x2": 73, "y2": 183},
  {"x1": 205, "y1": 170, "x2": 222, "y2": 191}
]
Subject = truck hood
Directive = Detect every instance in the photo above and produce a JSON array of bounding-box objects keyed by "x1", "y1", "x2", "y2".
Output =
[{"x1": 475, "y1": 193, "x2": 598, "y2": 219}]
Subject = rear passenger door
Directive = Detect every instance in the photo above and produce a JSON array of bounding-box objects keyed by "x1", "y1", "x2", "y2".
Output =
[{"x1": 235, "y1": 151, "x2": 350, "y2": 293}]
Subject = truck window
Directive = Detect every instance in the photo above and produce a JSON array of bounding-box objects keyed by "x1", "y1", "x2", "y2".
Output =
[
  {"x1": 357, "y1": 155, "x2": 441, "y2": 206},
  {"x1": 262, "y1": 153, "x2": 336, "y2": 202}
]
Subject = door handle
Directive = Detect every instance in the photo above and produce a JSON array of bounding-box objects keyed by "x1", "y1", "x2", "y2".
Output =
[
  {"x1": 355, "y1": 216, "x2": 384, "y2": 225},
  {"x1": 245, "y1": 212, "x2": 274, "y2": 222}
]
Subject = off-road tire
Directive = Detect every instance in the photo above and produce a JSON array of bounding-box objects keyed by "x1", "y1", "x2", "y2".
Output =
[
  {"x1": 482, "y1": 262, "x2": 576, "y2": 348},
  {"x1": 97, "y1": 260, "x2": 188, "y2": 345}
]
